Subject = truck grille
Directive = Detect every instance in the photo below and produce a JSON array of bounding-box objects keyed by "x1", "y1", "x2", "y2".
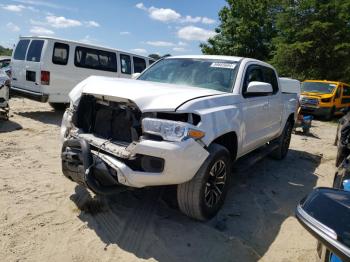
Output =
[
  {"x1": 301, "y1": 97, "x2": 319, "y2": 107},
  {"x1": 74, "y1": 95, "x2": 142, "y2": 144}
]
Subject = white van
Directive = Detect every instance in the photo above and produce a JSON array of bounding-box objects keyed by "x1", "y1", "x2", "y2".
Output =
[{"x1": 10, "y1": 36, "x2": 155, "y2": 109}]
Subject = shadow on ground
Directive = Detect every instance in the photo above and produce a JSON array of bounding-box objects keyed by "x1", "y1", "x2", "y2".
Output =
[
  {"x1": 293, "y1": 130, "x2": 320, "y2": 139},
  {"x1": 0, "y1": 119, "x2": 23, "y2": 133},
  {"x1": 70, "y1": 149, "x2": 320, "y2": 262},
  {"x1": 17, "y1": 110, "x2": 63, "y2": 126}
]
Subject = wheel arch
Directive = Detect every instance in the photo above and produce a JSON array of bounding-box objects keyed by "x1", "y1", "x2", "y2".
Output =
[{"x1": 209, "y1": 131, "x2": 238, "y2": 161}]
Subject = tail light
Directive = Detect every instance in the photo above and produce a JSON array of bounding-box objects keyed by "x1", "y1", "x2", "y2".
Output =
[{"x1": 41, "y1": 71, "x2": 50, "y2": 85}]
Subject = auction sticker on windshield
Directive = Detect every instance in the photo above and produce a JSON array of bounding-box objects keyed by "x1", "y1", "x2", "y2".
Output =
[{"x1": 210, "y1": 62, "x2": 236, "y2": 69}]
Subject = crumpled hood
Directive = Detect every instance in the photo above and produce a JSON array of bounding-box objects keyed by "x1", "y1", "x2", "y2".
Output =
[{"x1": 69, "y1": 76, "x2": 224, "y2": 112}]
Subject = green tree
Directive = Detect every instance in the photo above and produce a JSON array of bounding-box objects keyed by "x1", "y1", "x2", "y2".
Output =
[
  {"x1": 271, "y1": 0, "x2": 350, "y2": 81},
  {"x1": 0, "y1": 45, "x2": 12, "y2": 56},
  {"x1": 148, "y1": 54, "x2": 161, "y2": 60},
  {"x1": 200, "y1": 0, "x2": 279, "y2": 61}
]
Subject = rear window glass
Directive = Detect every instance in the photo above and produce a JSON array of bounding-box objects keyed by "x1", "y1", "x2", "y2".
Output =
[
  {"x1": 26, "y1": 40, "x2": 44, "y2": 62},
  {"x1": 52, "y1": 42, "x2": 69, "y2": 65},
  {"x1": 133, "y1": 57, "x2": 146, "y2": 73},
  {"x1": 74, "y1": 46, "x2": 117, "y2": 72},
  {"x1": 120, "y1": 54, "x2": 131, "y2": 74},
  {"x1": 13, "y1": 40, "x2": 30, "y2": 60}
]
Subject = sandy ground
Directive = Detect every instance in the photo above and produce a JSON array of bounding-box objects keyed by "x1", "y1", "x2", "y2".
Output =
[{"x1": 0, "y1": 98, "x2": 338, "y2": 262}]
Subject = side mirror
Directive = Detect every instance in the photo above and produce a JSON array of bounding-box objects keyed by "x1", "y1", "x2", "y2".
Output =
[
  {"x1": 295, "y1": 188, "x2": 350, "y2": 261},
  {"x1": 246, "y1": 81, "x2": 273, "y2": 94},
  {"x1": 132, "y1": 73, "x2": 141, "y2": 79}
]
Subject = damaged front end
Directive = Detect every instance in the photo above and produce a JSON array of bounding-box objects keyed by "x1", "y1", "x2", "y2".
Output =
[{"x1": 61, "y1": 94, "x2": 209, "y2": 193}]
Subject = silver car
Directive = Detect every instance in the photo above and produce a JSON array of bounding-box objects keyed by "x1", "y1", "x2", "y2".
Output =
[{"x1": 0, "y1": 69, "x2": 10, "y2": 120}]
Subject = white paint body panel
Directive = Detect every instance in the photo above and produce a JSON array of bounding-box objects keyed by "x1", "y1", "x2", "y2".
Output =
[
  {"x1": 11, "y1": 36, "x2": 154, "y2": 103},
  {"x1": 66, "y1": 56, "x2": 297, "y2": 187}
]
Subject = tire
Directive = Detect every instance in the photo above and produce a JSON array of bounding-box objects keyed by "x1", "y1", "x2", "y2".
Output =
[
  {"x1": 335, "y1": 145, "x2": 349, "y2": 167},
  {"x1": 325, "y1": 107, "x2": 335, "y2": 121},
  {"x1": 177, "y1": 143, "x2": 231, "y2": 221},
  {"x1": 49, "y1": 102, "x2": 67, "y2": 111},
  {"x1": 333, "y1": 156, "x2": 350, "y2": 189},
  {"x1": 302, "y1": 126, "x2": 310, "y2": 134},
  {"x1": 270, "y1": 120, "x2": 293, "y2": 160}
]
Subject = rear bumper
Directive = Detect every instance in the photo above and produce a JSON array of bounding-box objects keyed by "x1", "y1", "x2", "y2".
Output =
[
  {"x1": 300, "y1": 106, "x2": 331, "y2": 116},
  {"x1": 10, "y1": 86, "x2": 48, "y2": 102},
  {"x1": 61, "y1": 136, "x2": 209, "y2": 189}
]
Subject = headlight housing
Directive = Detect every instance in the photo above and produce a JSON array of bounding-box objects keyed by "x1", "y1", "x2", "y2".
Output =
[
  {"x1": 321, "y1": 98, "x2": 332, "y2": 103},
  {"x1": 60, "y1": 108, "x2": 73, "y2": 143},
  {"x1": 142, "y1": 118, "x2": 205, "y2": 142}
]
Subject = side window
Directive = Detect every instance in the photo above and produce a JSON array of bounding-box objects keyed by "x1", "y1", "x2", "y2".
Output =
[
  {"x1": 242, "y1": 65, "x2": 264, "y2": 97},
  {"x1": 133, "y1": 57, "x2": 146, "y2": 73},
  {"x1": 52, "y1": 42, "x2": 69, "y2": 65},
  {"x1": 120, "y1": 54, "x2": 131, "y2": 74},
  {"x1": 74, "y1": 46, "x2": 117, "y2": 72},
  {"x1": 343, "y1": 86, "x2": 350, "y2": 96},
  {"x1": 335, "y1": 85, "x2": 342, "y2": 98},
  {"x1": 149, "y1": 59, "x2": 155, "y2": 65},
  {"x1": 262, "y1": 67, "x2": 279, "y2": 94},
  {"x1": 13, "y1": 39, "x2": 30, "y2": 60},
  {"x1": 26, "y1": 40, "x2": 44, "y2": 62}
]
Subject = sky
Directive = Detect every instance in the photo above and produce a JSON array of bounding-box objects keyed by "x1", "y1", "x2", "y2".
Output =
[{"x1": 0, "y1": 0, "x2": 226, "y2": 56}]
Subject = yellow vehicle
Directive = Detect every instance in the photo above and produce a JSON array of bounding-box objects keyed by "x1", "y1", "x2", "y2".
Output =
[{"x1": 300, "y1": 80, "x2": 350, "y2": 119}]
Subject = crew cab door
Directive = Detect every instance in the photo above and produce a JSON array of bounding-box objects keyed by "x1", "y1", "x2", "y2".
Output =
[
  {"x1": 263, "y1": 67, "x2": 283, "y2": 138},
  {"x1": 240, "y1": 64, "x2": 272, "y2": 154}
]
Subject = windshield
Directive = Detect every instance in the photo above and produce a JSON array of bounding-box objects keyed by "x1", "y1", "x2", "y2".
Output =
[
  {"x1": 301, "y1": 82, "x2": 337, "y2": 94},
  {"x1": 138, "y1": 58, "x2": 238, "y2": 92}
]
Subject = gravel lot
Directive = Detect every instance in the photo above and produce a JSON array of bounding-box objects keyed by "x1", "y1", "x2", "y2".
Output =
[{"x1": 0, "y1": 98, "x2": 338, "y2": 262}]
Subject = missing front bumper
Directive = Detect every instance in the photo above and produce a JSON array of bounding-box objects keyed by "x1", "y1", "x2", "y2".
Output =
[{"x1": 61, "y1": 138, "x2": 127, "y2": 195}]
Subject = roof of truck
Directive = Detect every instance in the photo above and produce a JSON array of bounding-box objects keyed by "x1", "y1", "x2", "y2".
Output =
[
  {"x1": 18, "y1": 36, "x2": 153, "y2": 60},
  {"x1": 169, "y1": 55, "x2": 243, "y2": 62}
]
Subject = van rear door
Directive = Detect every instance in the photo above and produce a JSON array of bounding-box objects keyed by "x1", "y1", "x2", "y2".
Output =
[
  {"x1": 23, "y1": 39, "x2": 45, "y2": 93},
  {"x1": 11, "y1": 39, "x2": 47, "y2": 101},
  {"x1": 11, "y1": 39, "x2": 30, "y2": 90}
]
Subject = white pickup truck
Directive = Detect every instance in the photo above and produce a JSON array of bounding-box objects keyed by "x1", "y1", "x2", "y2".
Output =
[{"x1": 60, "y1": 55, "x2": 297, "y2": 220}]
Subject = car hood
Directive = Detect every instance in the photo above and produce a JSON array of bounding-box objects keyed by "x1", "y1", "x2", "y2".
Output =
[{"x1": 69, "y1": 76, "x2": 224, "y2": 112}]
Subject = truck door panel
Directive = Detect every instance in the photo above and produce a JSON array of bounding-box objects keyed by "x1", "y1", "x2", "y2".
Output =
[{"x1": 241, "y1": 65, "x2": 271, "y2": 154}]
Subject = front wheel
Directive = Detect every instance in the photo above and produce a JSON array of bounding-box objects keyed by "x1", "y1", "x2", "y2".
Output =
[
  {"x1": 325, "y1": 107, "x2": 335, "y2": 121},
  {"x1": 177, "y1": 143, "x2": 231, "y2": 221},
  {"x1": 270, "y1": 120, "x2": 293, "y2": 160}
]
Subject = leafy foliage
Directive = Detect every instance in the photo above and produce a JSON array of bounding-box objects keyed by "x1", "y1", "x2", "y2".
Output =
[
  {"x1": 148, "y1": 54, "x2": 161, "y2": 60},
  {"x1": 201, "y1": 0, "x2": 350, "y2": 82},
  {"x1": 0, "y1": 45, "x2": 12, "y2": 57},
  {"x1": 272, "y1": 0, "x2": 350, "y2": 81},
  {"x1": 200, "y1": 0, "x2": 279, "y2": 60}
]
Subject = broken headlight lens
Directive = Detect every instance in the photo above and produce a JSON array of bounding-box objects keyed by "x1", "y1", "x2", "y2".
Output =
[
  {"x1": 142, "y1": 118, "x2": 204, "y2": 142},
  {"x1": 60, "y1": 108, "x2": 73, "y2": 143}
]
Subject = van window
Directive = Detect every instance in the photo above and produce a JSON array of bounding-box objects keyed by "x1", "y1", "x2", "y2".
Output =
[
  {"x1": 75, "y1": 46, "x2": 117, "y2": 72},
  {"x1": 133, "y1": 57, "x2": 146, "y2": 73},
  {"x1": 26, "y1": 40, "x2": 44, "y2": 62},
  {"x1": 335, "y1": 85, "x2": 342, "y2": 98},
  {"x1": 120, "y1": 54, "x2": 131, "y2": 74},
  {"x1": 149, "y1": 59, "x2": 155, "y2": 65},
  {"x1": 52, "y1": 42, "x2": 69, "y2": 65},
  {"x1": 13, "y1": 39, "x2": 30, "y2": 60},
  {"x1": 343, "y1": 86, "x2": 350, "y2": 96}
]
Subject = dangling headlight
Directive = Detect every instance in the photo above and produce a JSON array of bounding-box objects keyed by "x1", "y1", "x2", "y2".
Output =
[
  {"x1": 142, "y1": 118, "x2": 205, "y2": 142},
  {"x1": 60, "y1": 108, "x2": 73, "y2": 143}
]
